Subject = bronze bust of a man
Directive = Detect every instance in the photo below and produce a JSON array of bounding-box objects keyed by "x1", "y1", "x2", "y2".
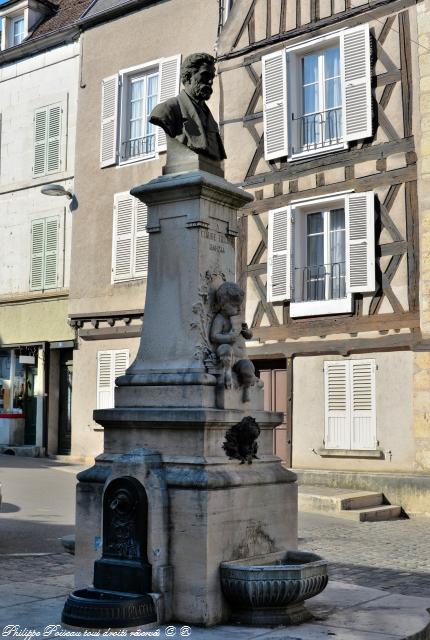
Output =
[{"x1": 149, "y1": 52, "x2": 227, "y2": 162}]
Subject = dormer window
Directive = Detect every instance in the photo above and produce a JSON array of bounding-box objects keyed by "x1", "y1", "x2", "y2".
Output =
[{"x1": 11, "y1": 16, "x2": 25, "y2": 46}]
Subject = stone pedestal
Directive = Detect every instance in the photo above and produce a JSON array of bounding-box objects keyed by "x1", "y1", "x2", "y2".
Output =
[{"x1": 73, "y1": 157, "x2": 298, "y2": 627}]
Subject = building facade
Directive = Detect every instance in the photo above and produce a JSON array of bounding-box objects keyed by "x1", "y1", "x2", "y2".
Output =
[
  {"x1": 68, "y1": 0, "x2": 222, "y2": 459},
  {"x1": 217, "y1": 0, "x2": 430, "y2": 513},
  {"x1": 0, "y1": 0, "x2": 92, "y2": 455}
]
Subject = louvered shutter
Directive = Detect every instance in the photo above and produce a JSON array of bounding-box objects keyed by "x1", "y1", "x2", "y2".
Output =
[
  {"x1": 30, "y1": 220, "x2": 44, "y2": 290},
  {"x1": 96, "y1": 350, "x2": 129, "y2": 409},
  {"x1": 113, "y1": 349, "x2": 129, "y2": 385},
  {"x1": 47, "y1": 105, "x2": 61, "y2": 174},
  {"x1": 324, "y1": 361, "x2": 350, "y2": 449},
  {"x1": 350, "y1": 359, "x2": 376, "y2": 449},
  {"x1": 134, "y1": 200, "x2": 149, "y2": 278},
  {"x1": 43, "y1": 217, "x2": 59, "y2": 289},
  {"x1": 341, "y1": 25, "x2": 372, "y2": 142},
  {"x1": 268, "y1": 206, "x2": 292, "y2": 302},
  {"x1": 346, "y1": 192, "x2": 375, "y2": 294},
  {"x1": 262, "y1": 50, "x2": 288, "y2": 161},
  {"x1": 100, "y1": 75, "x2": 119, "y2": 167},
  {"x1": 157, "y1": 55, "x2": 181, "y2": 151},
  {"x1": 112, "y1": 193, "x2": 134, "y2": 281},
  {"x1": 97, "y1": 351, "x2": 114, "y2": 409},
  {"x1": 33, "y1": 108, "x2": 47, "y2": 177}
]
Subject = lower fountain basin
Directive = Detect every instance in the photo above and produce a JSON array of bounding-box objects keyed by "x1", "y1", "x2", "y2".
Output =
[
  {"x1": 220, "y1": 550, "x2": 328, "y2": 626},
  {"x1": 62, "y1": 588, "x2": 157, "y2": 629}
]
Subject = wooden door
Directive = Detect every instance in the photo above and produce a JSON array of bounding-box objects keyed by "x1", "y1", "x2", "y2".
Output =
[
  {"x1": 255, "y1": 361, "x2": 291, "y2": 465},
  {"x1": 58, "y1": 349, "x2": 73, "y2": 455}
]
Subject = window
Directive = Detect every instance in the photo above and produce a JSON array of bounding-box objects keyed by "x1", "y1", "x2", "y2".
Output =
[
  {"x1": 112, "y1": 192, "x2": 149, "y2": 282},
  {"x1": 100, "y1": 55, "x2": 181, "y2": 168},
  {"x1": 11, "y1": 16, "x2": 24, "y2": 46},
  {"x1": 33, "y1": 103, "x2": 62, "y2": 177},
  {"x1": 267, "y1": 192, "x2": 375, "y2": 317},
  {"x1": 324, "y1": 359, "x2": 376, "y2": 450},
  {"x1": 262, "y1": 24, "x2": 372, "y2": 161},
  {"x1": 122, "y1": 70, "x2": 159, "y2": 162},
  {"x1": 299, "y1": 47, "x2": 342, "y2": 152},
  {"x1": 30, "y1": 217, "x2": 60, "y2": 291},
  {"x1": 97, "y1": 350, "x2": 129, "y2": 410}
]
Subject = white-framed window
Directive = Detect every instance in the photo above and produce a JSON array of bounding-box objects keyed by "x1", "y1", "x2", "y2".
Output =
[
  {"x1": 112, "y1": 192, "x2": 149, "y2": 283},
  {"x1": 262, "y1": 24, "x2": 372, "y2": 161},
  {"x1": 324, "y1": 359, "x2": 377, "y2": 450},
  {"x1": 96, "y1": 350, "x2": 129, "y2": 410},
  {"x1": 33, "y1": 103, "x2": 63, "y2": 177},
  {"x1": 11, "y1": 15, "x2": 25, "y2": 46},
  {"x1": 267, "y1": 192, "x2": 375, "y2": 317},
  {"x1": 30, "y1": 216, "x2": 60, "y2": 291},
  {"x1": 100, "y1": 55, "x2": 181, "y2": 168}
]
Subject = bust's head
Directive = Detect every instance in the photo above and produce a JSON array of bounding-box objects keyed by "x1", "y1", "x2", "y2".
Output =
[{"x1": 181, "y1": 53, "x2": 216, "y2": 103}]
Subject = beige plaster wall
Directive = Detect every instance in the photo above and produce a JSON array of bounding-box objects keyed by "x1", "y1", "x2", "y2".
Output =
[
  {"x1": 70, "y1": 336, "x2": 139, "y2": 459},
  {"x1": 0, "y1": 297, "x2": 73, "y2": 345},
  {"x1": 292, "y1": 350, "x2": 416, "y2": 472},
  {"x1": 70, "y1": 0, "x2": 220, "y2": 317}
]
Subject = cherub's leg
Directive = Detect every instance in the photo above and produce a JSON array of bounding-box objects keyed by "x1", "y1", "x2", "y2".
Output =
[{"x1": 234, "y1": 359, "x2": 256, "y2": 402}]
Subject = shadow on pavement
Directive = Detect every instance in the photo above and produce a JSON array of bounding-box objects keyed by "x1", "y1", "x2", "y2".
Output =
[{"x1": 0, "y1": 516, "x2": 75, "y2": 554}]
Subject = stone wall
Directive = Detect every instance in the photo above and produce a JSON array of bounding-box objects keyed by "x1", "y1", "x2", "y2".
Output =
[{"x1": 414, "y1": 0, "x2": 430, "y2": 471}]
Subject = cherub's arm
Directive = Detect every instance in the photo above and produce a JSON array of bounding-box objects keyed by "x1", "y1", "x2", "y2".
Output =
[
  {"x1": 210, "y1": 313, "x2": 237, "y2": 345},
  {"x1": 241, "y1": 323, "x2": 253, "y2": 340}
]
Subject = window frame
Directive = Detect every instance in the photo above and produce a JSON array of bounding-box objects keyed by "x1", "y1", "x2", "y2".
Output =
[
  {"x1": 287, "y1": 32, "x2": 348, "y2": 161},
  {"x1": 118, "y1": 61, "x2": 160, "y2": 167},
  {"x1": 289, "y1": 193, "x2": 352, "y2": 317},
  {"x1": 12, "y1": 15, "x2": 25, "y2": 46}
]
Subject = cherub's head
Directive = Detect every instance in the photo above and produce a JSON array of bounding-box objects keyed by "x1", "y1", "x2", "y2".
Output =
[{"x1": 215, "y1": 282, "x2": 244, "y2": 318}]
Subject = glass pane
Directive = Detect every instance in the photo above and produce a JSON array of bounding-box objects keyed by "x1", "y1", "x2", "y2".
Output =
[
  {"x1": 330, "y1": 208, "x2": 346, "y2": 299},
  {"x1": 307, "y1": 211, "x2": 324, "y2": 235},
  {"x1": 303, "y1": 54, "x2": 318, "y2": 85},
  {"x1": 303, "y1": 85, "x2": 319, "y2": 115},
  {"x1": 324, "y1": 47, "x2": 340, "y2": 79},
  {"x1": 325, "y1": 78, "x2": 342, "y2": 110},
  {"x1": 131, "y1": 78, "x2": 144, "y2": 100},
  {"x1": 147, "y1": 74, "x2": 158, "y2": 97},
  {"x1": 325, "y1": 107, "x2": 342, "y2": 141}
]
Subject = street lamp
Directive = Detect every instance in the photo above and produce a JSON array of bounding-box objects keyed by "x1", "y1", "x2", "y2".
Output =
[{"x1": 41, "y1": 184, "x2": 73, "y2": 199}]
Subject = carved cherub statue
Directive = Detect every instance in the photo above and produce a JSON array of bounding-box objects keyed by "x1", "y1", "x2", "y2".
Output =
[{"x1": 210, "y1": 282, "x2": 262, "y2": 402}]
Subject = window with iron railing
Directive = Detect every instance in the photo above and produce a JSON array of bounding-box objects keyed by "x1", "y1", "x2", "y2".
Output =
[
  {"x1": 120, "y1": 70, "x2": 159, "y2": 163},
  {"x1": 292, "y1": 46, "x2": 343, "y2": 154}
]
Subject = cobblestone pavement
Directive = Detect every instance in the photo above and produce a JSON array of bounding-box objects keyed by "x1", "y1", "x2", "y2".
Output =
[{"x1": 299, "y1": 511, "x2": 430, "y2": 597}]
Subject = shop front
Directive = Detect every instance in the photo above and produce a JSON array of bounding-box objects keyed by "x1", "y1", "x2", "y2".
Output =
[{"x1": 0, "y1": 346, "x2": 42, "y2": 450}]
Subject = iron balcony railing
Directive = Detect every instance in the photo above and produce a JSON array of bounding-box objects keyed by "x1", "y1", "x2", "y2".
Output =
[
  {"x1": 121, "y1": 134, "x2": 156, "y2": 161},
  {"x1": 292, "y1": 107, "x2": 342, "y2": 153},
  {"x1": 294, "y1": 262, "x2": 346, "y2": 302}
]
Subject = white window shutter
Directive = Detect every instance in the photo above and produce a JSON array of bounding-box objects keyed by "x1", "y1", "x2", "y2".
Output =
[
  {"x1": 157, "y1": 55, "x2": 181, "y2": 152},
  {"x1": 324, "y1": 361, "x2": 350, "y2": 449},
  {"x1": 30, "y1": 219, "x2": 44, "y2": 290},
  {"x1": 341, "y1": 24, "x2": 372, "y2": 142},
  {"x1": 97, "y1": 351, "x2": 114, "y2": 409},
  {"x1": 112, "y1": 192, "x2": 134, "y2": 282},
  {"x1": 262, "y1": 50, "x2": 288, "y2": 161},
  {"x1": 113, "y1": 349, "x2": 129, "y2": 383},
  {"x1": 350, "y1": 359, "x2": 376, "y2": 449},
  {"x1": 346, "y1": 192, "x2": 375, "y2": 294},
  {"x1": 43, "y1": 217, "x2": 59, "y2": 289},
  {"x1": 134, "y1": 200, "x2": 149, "y2": 278},
  {"x1": 100, "y1": 75, "x2": 119, "y2": 167},
  {"x1": 267, "y1": 206, "x2": 292, "y2": 302},
  {"x1": 47, "y1": 104, "x2": 61, "y2": 174},
  {"x1": 33, "y1": 108, "x2": 47, "y2": 177}
]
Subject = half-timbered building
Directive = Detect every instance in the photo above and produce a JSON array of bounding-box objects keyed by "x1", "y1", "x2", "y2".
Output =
[{"x1": 218, "y1": 0, "x2": 430, "y2": 513}]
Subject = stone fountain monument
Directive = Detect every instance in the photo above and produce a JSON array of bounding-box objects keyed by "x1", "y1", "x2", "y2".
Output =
[{"x1": 65, "y1": 53, "x2": 326, "y2": 629}]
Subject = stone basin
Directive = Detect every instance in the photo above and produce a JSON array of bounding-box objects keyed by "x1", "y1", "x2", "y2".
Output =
[{"x1": 220, "y1": 550, "x2": 328, "y2": 626}]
